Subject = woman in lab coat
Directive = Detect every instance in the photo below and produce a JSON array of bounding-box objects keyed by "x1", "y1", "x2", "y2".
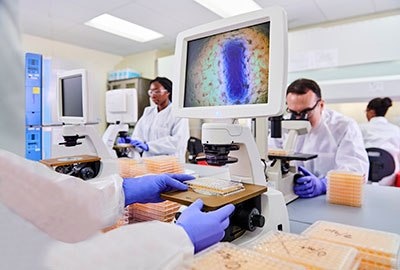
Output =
[
  {"x1": 270, "y1": 78, "x2": 370, "y2": 198},
  {"x1": 0, "y1": 1, "x2": 234, "y2": 268},
  {"x1": 359, "y1": 97, "x2": 400, "y2": 185},
  {"x1": 124, "y1": 77, "x2": 190, "y2": 162}
]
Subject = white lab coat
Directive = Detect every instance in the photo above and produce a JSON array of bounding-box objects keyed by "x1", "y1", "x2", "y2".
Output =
[
  {"x1": 359, "y1": 117, "x2": 400, "y2": 185},
  {"x1": 0, "y1": 0, "x2": 25, "y2": 157},
  {"x1": 270, "y1": 109, "x2": 369, "y2": 179},
  {"x1": 132, "y1": 104, "x2": 190, "y2": 163},
  {"x1": 0, "y1": 149, "x2": 194, "y2": 269},
  {"x1": 0, "y1": 1, "x2": 194, "y2": 268}
]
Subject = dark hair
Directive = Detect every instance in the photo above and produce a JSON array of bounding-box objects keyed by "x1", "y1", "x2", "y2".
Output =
[
  {"x1": 367, "y1": 97, "x2": 392, "y2": 116},
  {"x1": 286, "y1": 78, "x2": 322, "y2": 99},
  {"x1": 150, "y1": 76, "x2": 172, "y2": 101}
]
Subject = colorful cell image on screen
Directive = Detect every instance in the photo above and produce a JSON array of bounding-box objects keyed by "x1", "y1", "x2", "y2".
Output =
[{"x1": 184, "y1": 22, "x2": 270, "y2": 108}]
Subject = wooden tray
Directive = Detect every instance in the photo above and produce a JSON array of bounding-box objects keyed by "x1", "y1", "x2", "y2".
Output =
[
  {"x1": 40, "y1": 155, "x2": 101, "y2": 167},
  {"x1": 161, "y1": 183, "x2": 267, "y2": 211}
]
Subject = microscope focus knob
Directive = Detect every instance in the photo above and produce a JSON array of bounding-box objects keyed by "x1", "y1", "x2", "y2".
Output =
[
  {"x1": 80, "y1": 167, "x2": 95, "y2": 180},
  {"x1": 251, "y1": 214, "x2": 265, "y2": 229}
]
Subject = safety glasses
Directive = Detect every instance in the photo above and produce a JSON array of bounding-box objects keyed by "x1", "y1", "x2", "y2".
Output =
[
  {"x1": 287, "y1": 99, "x2": 321, "y2": 120},
  {"x1": 147, "y1": 88, "x2": 168, "y2": 96}
]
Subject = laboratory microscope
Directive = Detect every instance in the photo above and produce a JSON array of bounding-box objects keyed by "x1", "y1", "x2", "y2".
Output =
[
  {"x1": 40, "y1": 124, "x2": 118, "y2": 181},
  {"x1": 163, "y1": 122, "x2": 290, "y2": 245},
  {"x1": 267, "y1": 116, "x2": 317, "y2": 203}
]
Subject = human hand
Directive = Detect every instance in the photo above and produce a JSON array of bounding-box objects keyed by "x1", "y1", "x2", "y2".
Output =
[
  {"x1": 294, "y1": 166, "x2": 327, "y2": 198},
  {"x1": 176, "y1": 199, "x2": 235, "y2": 253},
  {"x1": 130, "y1": 139, "x2": 149, "y2": 151},
  {"x1": 117, "y1": 136, "x2": 131, "y2": 144},
  {"x1": 123, "y1": 173, "x2": 195, "y2": 206}
]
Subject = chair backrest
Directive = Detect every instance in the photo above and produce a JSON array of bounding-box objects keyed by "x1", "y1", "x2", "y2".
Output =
[{"x1": 366, "y1": 147, "x2": 396, "y2": 182}]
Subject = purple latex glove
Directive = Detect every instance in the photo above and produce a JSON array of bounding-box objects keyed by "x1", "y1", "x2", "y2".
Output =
[
  {"x1": 294, "y1": 166, "x2": 327, "y2": 198},
  {"x1": 123, "y1": 173, "x2": 195, "y2": 206},
  {"x1": 117, "y1": 136, "x2": 131, "y2": 144},
  {"x1": 130, "y1": 139, "x2": 149, "y2": 151},
  {"x1": 176, "y1": 199, "x2": 235, "y2": 253}
]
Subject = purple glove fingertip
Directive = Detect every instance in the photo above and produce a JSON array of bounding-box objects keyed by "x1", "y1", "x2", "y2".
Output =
[{"x1": 176, "y1": 199, "x2": 235, "y2": 253}]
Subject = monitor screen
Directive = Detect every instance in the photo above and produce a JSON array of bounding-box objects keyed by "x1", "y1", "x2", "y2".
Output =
[
  {"x1": 173, "y1": 7, "x2": 287, "y2": 119},
  {"x1": 61, "y1": 75, "x2": 83, "y2": 117},
  {"x1": 185, "y1": 22, "x2": 270, "y2": 107},
  {"x1": 57, "y1": 69, "x2": 88, "y2": 124}
]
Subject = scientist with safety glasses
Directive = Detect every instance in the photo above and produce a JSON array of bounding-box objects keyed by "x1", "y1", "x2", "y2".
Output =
[
  {"x1": 0, "y1": 1, "x2": 234, "y2": 268},
  {"x1": 270, "y1": 78, "x2": 369, "y2": 198},
  {"x1": 120, "y1": 77, "x2": 190, "y2": 162}
]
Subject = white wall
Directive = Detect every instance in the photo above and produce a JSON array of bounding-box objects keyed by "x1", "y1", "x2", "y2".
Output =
[
  {"x1": 288, "y1": 14, "x2": 400, "y2": 71},
  {"x1": 22, "y1": 34, "x2": 123, "y2": 131},
  {"x1": 287, "y1": 14, "x2": 400, "y2": 126}
]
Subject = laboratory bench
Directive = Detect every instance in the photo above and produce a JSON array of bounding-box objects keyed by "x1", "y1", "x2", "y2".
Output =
[
  {"x1": 183, "y1": 164, "x2": 400, "y2": 236},
  {"x1": 287, "y1": 184, "x2": 400, "y2": 235}
]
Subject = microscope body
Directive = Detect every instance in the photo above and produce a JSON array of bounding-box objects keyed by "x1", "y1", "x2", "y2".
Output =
[
  {"x1": 41, "y1": 124, "x2": 118, "y2": 181},
  {"x1": 102, "y1": 123, "x2": 135, "y2": 157},
  {"x1": 201, "y1": 122, "x2": 289, "y2": 245},
  {"x1": 267, "y1": 120, "x2": 317, "y2": 203},
  {"x1": 202, "y1": 123, "x2": 265, "y2": 184}
]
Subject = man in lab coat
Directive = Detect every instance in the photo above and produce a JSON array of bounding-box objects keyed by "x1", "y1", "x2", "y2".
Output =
[
  {"x1": 270, "y1": 78, "x2": 369, "y2": 198},
  {"x1": 123, "y1": 77, "x2": 190, "y2": 163},
  {"x1": 0, "y1": 1, "x2": 234, "y2": 269}
]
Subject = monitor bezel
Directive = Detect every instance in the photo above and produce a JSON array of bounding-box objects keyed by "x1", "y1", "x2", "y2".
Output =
[
  {"x1": 105, "y1": 88, "x2": 138, "y2": 124},
  {"x1": 172, "y1": 7, "x2": 287, "y2": 119},
  {"x1": 57, "y1": 69, "x2": 88, "y2": 124}
]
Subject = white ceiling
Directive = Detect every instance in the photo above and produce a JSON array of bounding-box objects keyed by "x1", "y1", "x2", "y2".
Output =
[{"x1": 19, "y1": 0, "x2": 400, "y2": 56}]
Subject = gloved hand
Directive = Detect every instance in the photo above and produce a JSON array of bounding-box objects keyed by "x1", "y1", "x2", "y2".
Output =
[
  {"x1": 176, "y1": 199, "x2": 235, "y2": 253},
  {"x1": 123, "y1": 174, "x2": 195, "y2": 206},
  {"x1": 130, "y1": 139, "x2": 149, "y2": 152},
  {"x1": 294, "y1": 166, "x2": 327, "y2": 198},
  {"x1": 117, "y1": 136, "x2": 131, "y2": 144}
]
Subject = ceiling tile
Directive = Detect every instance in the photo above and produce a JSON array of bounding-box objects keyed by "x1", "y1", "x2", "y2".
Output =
[{"x1": 18, "y1": 0, "x2": 400, "y2": 56}]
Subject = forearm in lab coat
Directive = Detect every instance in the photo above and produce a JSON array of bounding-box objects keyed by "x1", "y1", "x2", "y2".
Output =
[
  {"x1": 45, "y1": 221, "x2": 194, "y2": 270},
  {"x1": 0, "y1": 149, "x2": 124, "y2": 243}
]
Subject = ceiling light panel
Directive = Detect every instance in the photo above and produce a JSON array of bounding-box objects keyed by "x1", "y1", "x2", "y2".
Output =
[
  {"x1": 85, "y1": 14, "x2": 163, "y2": 42},
  {"x1": 194, "y1": 0, "x2": 262, "y2": 18}
]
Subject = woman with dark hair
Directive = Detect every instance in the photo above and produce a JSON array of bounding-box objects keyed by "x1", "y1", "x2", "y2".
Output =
[
  {"x1": 120, "y1": 77, "x2": 190, "y2": 162},
  {"x1": 360, "y1": 97, "x2": 400, "y2": 185}
]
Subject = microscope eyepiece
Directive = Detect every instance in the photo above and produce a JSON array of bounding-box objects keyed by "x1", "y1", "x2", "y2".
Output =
[{"x1": 269, "y1": 115, "x2": 283, "y2": 138}]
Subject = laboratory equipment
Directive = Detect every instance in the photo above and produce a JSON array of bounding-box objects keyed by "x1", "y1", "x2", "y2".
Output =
[
  {"x1": 267, "y1": 119, "x2": 317, "y2": 203},
  {"x1": 187, "y1": 242, "x2": 305, "y2": 270},
  {"x1": 326, "y1": 171, "x2": 364, "y2": 207},
  {"x1": 102, "y1": 88, "x2": 138, "y2": 157},
  {"x1": 173, "y1": 8, "x2": 287, "y2": 119},
  {"x1": 302, "y1": 220, "x2": 400, "y2": 269},
  {"x1": 25, "y1": 53, "x2": 42, "y2": 160},
  {"x1": 107, "y1": 77, "x2": 151, "y2": 119},
  {"x1": 41, "y1": 69, "x2": 118, "y2": 180},
  {"x1": 250, "y1": 230, "x2": 360, "y2": 270},
  {"x1": 169, "y1": 6, "x2": 290, "y2": 245},
  {"x1": 57, "y1": 69, "x2": 88, "y2": 125}
]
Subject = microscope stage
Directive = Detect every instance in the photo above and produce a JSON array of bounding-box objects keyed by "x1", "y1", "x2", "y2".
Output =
[
  {"x1": 268, "y1": 152, "x2": 317, "y2": 161},
  {"x1": 40, "y1": 154, "x2": 101, "y2": 167},
  {"x1": 161, "y1": 183, "x2": 267, "y2": 211}
]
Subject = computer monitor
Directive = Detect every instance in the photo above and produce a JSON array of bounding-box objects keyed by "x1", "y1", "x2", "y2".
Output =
[
  {"x1": 57, "y1": 69, "x2": 88, "y2": 124},
  {"x1": 105, "y1": 88, "x2": 138, "y2": 124},
  {"x1": 173, "y1": 7, "x2": 287, "y2": 119}
]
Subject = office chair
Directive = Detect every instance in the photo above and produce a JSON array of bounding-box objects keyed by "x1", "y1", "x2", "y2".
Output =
[{"x1": 366, "y1": 147, "x2": 396, "y2": 183}]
